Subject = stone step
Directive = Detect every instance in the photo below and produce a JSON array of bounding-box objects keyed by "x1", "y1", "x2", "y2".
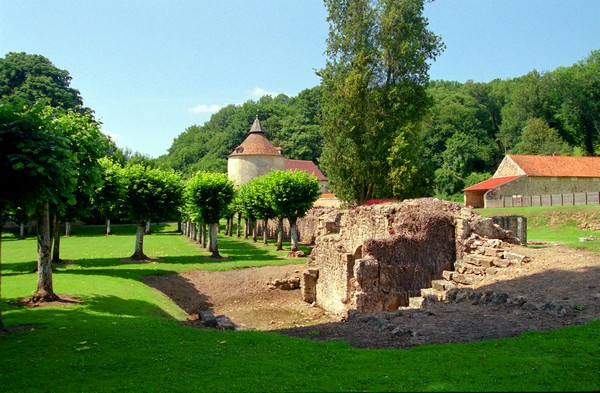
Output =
[
  {"x1": 449, "y1": 272, "x2": 475, "y2": 285},
  {"x1": 479, "y1": 246, "x2": 506, "y2": 257},
  {"x1": 431, "y1": 279, "x2": 457, "y2": 292},
  {"x1": 463, "y1": 254, "x2": 497, "y2": 268},
  {"x1": 454, "y1": 261, "x2": 487, "y2": 275},
  {"x1": 420, "y1": 287, "x2": 445, "y2": 300},
  {"x1": 408, "y1": 296, "x2": 425, "y2": 308}
]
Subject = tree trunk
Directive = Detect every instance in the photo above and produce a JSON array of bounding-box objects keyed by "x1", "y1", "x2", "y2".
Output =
[
  {"x1": 290, "y1": 217, "x2": 299, "y2": 252},
  {"x1": 51, "y1": 216, "x2": 62, "y2": 264},
  {"x1": 0, "y1": 208, "x2": 4, "y2": 328},
  {"x1": 105, "y1": 219, "x2": 111, "y2": 236},
  {"x1": 252, "y1": 218, "x2": 258, "y2": 242},
  {"x1": 244, "y1": 218, "x2": 249, "y2": 239},
  {"x1": 209, "y1": 222, "x2": 220, "y2": 258},
  {"x1": 33, "y1": 201, "x2": 59, "y2": 302},
  {"x1": 236, "y1": 214, "x2": 242, "y2": 238},
  {"x1": 145, "y1": 220, "x2": 151, "y2": 234},
  {"x1": 19, "y1": 222, "x2": 25, "y2": 240},
  {"x1": 177, "y1": 221, "x2": 182, "y2": 233},
  {"x1": 201, "y1": 222, "x2": 207, "y2": 248},
  {"x1": 263, "y1": 219, "x2": 269, "y2": 245},
  {"x1": 225, "y1": 217, "x2": 232, "y2": 236},
  {"x1": 65, "y1": 221, "x2": 72, "y2": 236},
  {"x1": 276, "y1": 218, "x2": 284, "y2": 251},
  {"x1": 130, "y1": 221, "x2": 148, "y2": 260}
]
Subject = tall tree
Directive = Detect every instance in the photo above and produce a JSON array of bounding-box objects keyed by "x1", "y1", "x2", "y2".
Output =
[
  {"x1": 515, "y1": 117, "x2": 572, "y2": 156},
  {"x1": 123, "y1": 165, "x2": 182, "y2": 260},
  {"x1": 262, "y1": 170, "x2": 321, "y2": 251},
  {"x1": 319, "y1": 0, "x2": 444, "y2": 204},
  {"x1": 0, "y1": 52, "x2": 84, "y2": 111},
  {"x1": 93, "y1": 157, "x2": 127, "y2": 235},
  {"x1": 0, "y1": 102, "x2": 78, "y2": 303},
  {"x1": 550, "y1": 50, "x2": 600, "y2": 155},
  {"x1": 49, "y1": 109, "x2": 108, "y2": 261},
  {"x1": 184, "y1": 172, "x2": 234, "y2": 258},
  {"x1": 241, "y1": 176, "x2": 277, "y2": 245}
]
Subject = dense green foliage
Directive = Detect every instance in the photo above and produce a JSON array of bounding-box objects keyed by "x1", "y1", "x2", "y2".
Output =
[
  {"x1": 0, "y1": 102, "x2": 77, "y2": 212},
  {"x1": 319, "y1": 0, "x2": 444, "y2": 204},
  {"x1": 122, "y1": 165, "x2": 183, "y2": 259},
  {"x1": 123, "y1": 165, "x2": 183, "y2": 224},
  {"x1": 91, "y1": 157, "x2": 127, "y2": 230},
  {"x1": 184, "y1": 172, "x2": 235, "y2": 257},
  {"x1": 1, "y1": 223, "x2": 598, "y2": 392},
  {"x1": 0, "y1": 52, "x2": 84, "y2": 111},
  {"x1": 156, "y1": 90, "x2": 324, "y2": 177},
  {"x1": 184, "y1": 172, "x2": 235, "y2": 225},
  {"x1": 262, "y1": 170, "x2": 321, "y2": 250}
]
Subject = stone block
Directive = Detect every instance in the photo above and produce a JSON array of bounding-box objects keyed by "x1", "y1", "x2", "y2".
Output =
[
  {"x1": 431, "y1": 279, "x2": 457, "y2": 291},
  {"x1": 463, "y1": 254, "x2": 496, "y2": 268},
  {"x1": 451, "y1": 273, "x2": 474, "y2": 285},
  {"x1": 199, "y1": 309, "x2": 218, "y2": 328},
  {"x1": 442, "y1": 270, "x2": 454, "y2": 281}
]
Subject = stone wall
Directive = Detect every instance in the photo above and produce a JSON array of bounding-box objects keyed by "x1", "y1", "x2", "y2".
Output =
[
  {"x1": 301, "y1": 198, "x2": 518, "y2": 316},
  {"x1": 486, "y1": 176, "x2": 600, "y2": 200},
  {"x1": 262, "y1": 207, "x2": 344, "y2": 245}
]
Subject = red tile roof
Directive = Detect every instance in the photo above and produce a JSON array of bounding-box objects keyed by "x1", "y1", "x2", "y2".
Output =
[
  {"x1": 319, "y1": 193, "x2": 337, "y2": 199},
  {"x1": 463, "y1": 175, "x2": 524, "y2": 191},
  {"x1": 285, "y1": 159, "x2": 328, "y2": 181},
  {"x1": 508, "y1": 155, "x2": 600, "y2": 177},
  {"x1": 228, "y1": 133, "x2": 283, "y2": 157}
]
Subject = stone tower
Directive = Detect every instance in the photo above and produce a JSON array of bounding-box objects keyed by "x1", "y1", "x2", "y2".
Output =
[{"x1": 227, "y1": 115, "x2": 286, "y2": 186}]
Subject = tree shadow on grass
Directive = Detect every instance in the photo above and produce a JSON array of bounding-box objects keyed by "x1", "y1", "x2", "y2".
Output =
[{"x1": 4, "y1": 293, "x2": 178, "y2": 322}]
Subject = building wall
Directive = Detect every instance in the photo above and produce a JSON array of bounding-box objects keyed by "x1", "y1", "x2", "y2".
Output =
[
  {"x1": 227, "y1": 154, "x2": 286, "y2": 186},
  {"x1": 486, "y1": 176, "x2": 600, "y2": 202},
  {"x1": 493, "y1": 156, "x2": 525, "y2": 177},
  {"x1": 464, "y1": 190, "x2": 486, "y2": 208}
]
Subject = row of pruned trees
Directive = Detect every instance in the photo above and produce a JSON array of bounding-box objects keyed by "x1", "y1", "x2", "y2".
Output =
[
  {"x1": 181, "y1": 169, "x2": 321, "y2": 258},
  {"x1": 1, "y1": 127, "x2": 321, "y2": 328}
]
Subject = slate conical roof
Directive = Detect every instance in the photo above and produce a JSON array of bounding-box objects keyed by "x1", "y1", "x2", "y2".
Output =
[{"x1": 228, "y1": 114, "x2": 283, "y2": 157}]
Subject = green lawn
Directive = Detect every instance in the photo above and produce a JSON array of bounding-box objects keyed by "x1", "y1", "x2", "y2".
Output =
[
  {"x1": 1, "y1": 222, "x2": 598, "y2": 392},
  {"x1": 476, "y1": 204, "x2": 600, "y2": 253}
]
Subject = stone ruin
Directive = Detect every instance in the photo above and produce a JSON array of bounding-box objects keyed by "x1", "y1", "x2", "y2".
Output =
[{"x1": 298, "y1": 198, "x2": 522, "y2": 316}]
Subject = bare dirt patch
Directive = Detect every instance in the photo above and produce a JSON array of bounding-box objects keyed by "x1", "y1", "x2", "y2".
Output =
[
  {"x1": 11, "y1": 294, "x2": 83, "y2": 308},
  {"x1": 143, "y1": 243, "x2": 600, "y2": 349}
]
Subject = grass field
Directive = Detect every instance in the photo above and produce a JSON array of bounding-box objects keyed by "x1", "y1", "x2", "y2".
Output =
[
  {"x1": 1, "y1": 216, "x2": 599, "y2": 392},
  {"x1": 476, "y1": 204, "x2": 600, "y2": 254}
]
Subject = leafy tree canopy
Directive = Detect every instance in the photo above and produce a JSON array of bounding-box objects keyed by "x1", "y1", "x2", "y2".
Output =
[
  {"x1": 184, "y1": 172, "x2": 234, "y2": 224},
  {"x1": 319, "y1": 0, "x2": 444, "y2": 204},
  {"x1": 123, "y1": 165, "x2": 183, "y2": 223},
  {"x1": 0, "y1": 52, "x2": 84, "y2": 112}
]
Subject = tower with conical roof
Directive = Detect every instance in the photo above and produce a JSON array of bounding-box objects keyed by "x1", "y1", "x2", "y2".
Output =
[{"x1": 227, "y1": 114, "x2": 286, "y2": 186}]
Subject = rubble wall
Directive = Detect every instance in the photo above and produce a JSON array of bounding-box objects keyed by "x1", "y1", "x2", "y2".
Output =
[
  {"x1": 303, "y1": 198, "x2": 519, "y2": 316},
  {"x1": 263, "y1": 207, "x2": 343, "y2": 245}
]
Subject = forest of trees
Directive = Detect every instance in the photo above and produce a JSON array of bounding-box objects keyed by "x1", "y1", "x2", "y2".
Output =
[{"x1": 157, "y1": 49, "x2": 599, "y2": 201}]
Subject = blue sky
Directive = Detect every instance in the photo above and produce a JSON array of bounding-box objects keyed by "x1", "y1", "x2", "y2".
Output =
[{"x1": 1, "y1": 0, "x2": 599, "y2": 158}]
